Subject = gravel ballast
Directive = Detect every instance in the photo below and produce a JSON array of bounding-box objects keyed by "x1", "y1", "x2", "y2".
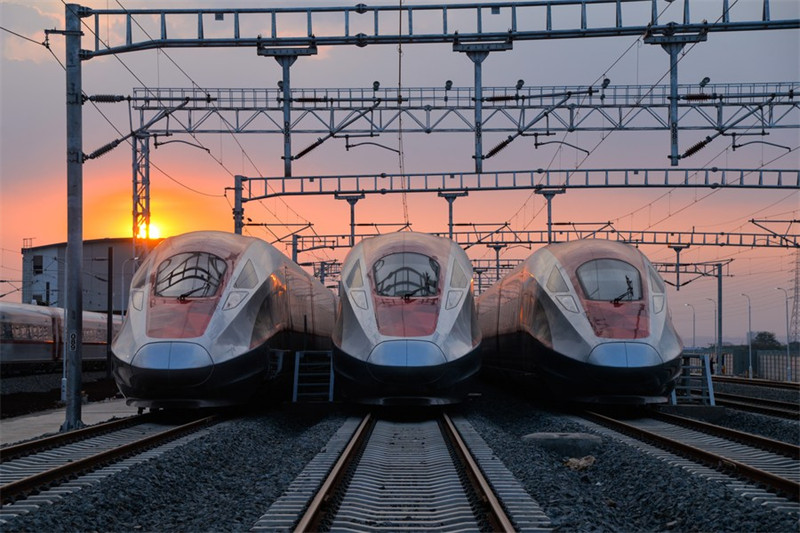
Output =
[
  {"x1": 3, "y1": 405, "x2": 348, "y2": 533},
  {"x1": 3, "y1": 381, "x2": 798, "y2": 532},
  {"x1": 456, "y1": 382, "x2": 799, "y2": 533}
]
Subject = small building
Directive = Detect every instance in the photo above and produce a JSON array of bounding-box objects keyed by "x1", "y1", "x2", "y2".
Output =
[{"x1": 21, "y1": 238, "x2": 146, "y2": 314}]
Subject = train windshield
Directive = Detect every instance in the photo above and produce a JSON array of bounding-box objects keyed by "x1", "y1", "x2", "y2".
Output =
[
  {"x1": 154, "y1": 252, "x2": 228, "y2": 299},
  {"x1": 373, "y1": 252, "x2": 440, "y2": 298},
  {"x1": 576, "y1": 259, "x2": 642, "y2": 302}
]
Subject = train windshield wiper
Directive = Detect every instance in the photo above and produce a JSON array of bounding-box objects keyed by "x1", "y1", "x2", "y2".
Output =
[
  {"x1": 178, "y1": 282, "x2": 210, "y2": 302},
  {"x1": 611, "y1": 276, "x2": 634, "y2": 305}
]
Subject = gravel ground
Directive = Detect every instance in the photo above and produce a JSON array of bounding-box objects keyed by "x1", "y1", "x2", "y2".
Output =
[
  {"x1": 2, "y1": 380, "x2": 798, "y2": 533},
  {"x1": 456, "y1": 381, "x2": 799, "y2": 533},
  {"x1": 714, "y1": 380, "x2": 800, "y2": 404},
  {"x1": 3, "y1": 404, "x2": 350, "y2": 533}
]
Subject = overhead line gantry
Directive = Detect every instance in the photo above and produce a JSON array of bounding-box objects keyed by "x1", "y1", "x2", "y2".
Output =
[{"x1": 57, "y1": 0, "x2": 800, "y2": 430}]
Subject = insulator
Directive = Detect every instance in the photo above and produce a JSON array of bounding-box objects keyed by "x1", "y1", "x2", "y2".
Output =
[
  {"x1": 86, "y1": 139, "x2": 121, "y2": 160},
  {"x1": 682, "y1": 137, "x2": 710, "y2": 159},
  {"x1": 684, "y1": 93, "x2": 712, "y2": 101},
  {"x1": 486, "y1": 136, "x2": 513, "y2": 158},
  {"x1": 294, "y1": 138, "x2": 323, "y2": 160},
  {"x1": 90, "y1": 94, "x2": 125, "y2": 103},
  {"x1": 484, "y1": 95, "x2": 516, "y2": 102}
]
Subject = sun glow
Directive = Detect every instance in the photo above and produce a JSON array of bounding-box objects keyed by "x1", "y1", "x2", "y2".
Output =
[{"x1": 137, "y1": 223, "x2": 161, "y2": 240}]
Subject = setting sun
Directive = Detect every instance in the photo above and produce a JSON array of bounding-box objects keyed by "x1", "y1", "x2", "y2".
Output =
[{"x1": 137, "y1": 223, "x2": 161, "y2": 240}]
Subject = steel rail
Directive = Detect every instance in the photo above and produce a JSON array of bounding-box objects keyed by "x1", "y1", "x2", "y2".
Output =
[
  {"x1": 584, "y1": 411, "x2": 800, "y2": 501},
  {"x1": 651, "y1": 411, "x2": 800, "y2": 459},
  {"x1": 0, "y1": 413, "x2": 147, "y2": 463},
  {"x1": 441, "y1": 413, "x2": 516, "y2": 533},
  {"x1": 710, "y1": 393, "x2": 799, "y2": 419},
  {"x1": 1, "y1": 415, "x2": 217, "y2": 504},
  {"x1": 713, "y1": 375, "x2": 800, "y2": 391},
  {"x1": 293, "y1": 413, "x2": 373, "y2": 533}
]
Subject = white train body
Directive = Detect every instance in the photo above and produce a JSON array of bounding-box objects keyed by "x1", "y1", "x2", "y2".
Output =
[{"x1": 333, "y1": 232, "x2": 481, "y2": 405}]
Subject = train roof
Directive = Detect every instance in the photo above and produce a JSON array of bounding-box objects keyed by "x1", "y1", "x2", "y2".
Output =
[
  {"x1": 535, "y1": 239, "x2": 650, "y2": 270},
  {"x1": 350, "y1": 232, "x2": 466, "y2": 267}
]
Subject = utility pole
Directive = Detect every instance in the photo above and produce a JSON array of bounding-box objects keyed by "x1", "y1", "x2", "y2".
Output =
[{"x1": 62, "y1": 3, "x2": 85, "y2": 431}]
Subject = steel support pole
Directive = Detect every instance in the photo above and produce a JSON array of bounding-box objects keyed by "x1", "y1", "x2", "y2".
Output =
[
  {"x1": 106, "y1": 246, "x2": 113, "y2": 378},
  {"x1": 63, "y1": 3, "x2": 84, "y2": 432},
  {"x1": 742, "y1": 292, "x2": 753, "y2": 378},
  {"x1": 438, "y1": 191, "x2": 468, "y2": 239},
  {"x1": 470, "y1": 51, "x2": 488, "y2": 173},
  {"x1": 292, "y1": 233, "x2": 299, "y2": 263},
  {"x1": 777, "y1": 287, "x2": 792, "y2": 381},
  {"x1": 716, "y1": 263, "x2": 723, "y2": 375},
  {"x1": 336, "y1": 194, "x2": 365, "y2": 247},
  {"x1": 233, "y1": 175, "x2": 244, "y2": 234},
  {"x1": 670, "y1": 244, "x2": 689, "y2": 291},
  {"x1": 455, "y1": 42, "x2": 511, "y2": 173},
  {"x1": 665, "y1": 43, "x2": 683, "y2": 166},
  {"x1": 489, "y1": 244, "x2": 506, "y2": 281},
  {"x1": 536, "y1": 189, "x2": 565, "y2": 244},
  {"x1": 258, "y1": 46, "x2": 316, "y2": 177},
  {"x1": 276, "y1": 56, "x2": 297, "y2": 177},
  {"x1": 645, "y1": 32, "x2": 706, "y2": 166}
]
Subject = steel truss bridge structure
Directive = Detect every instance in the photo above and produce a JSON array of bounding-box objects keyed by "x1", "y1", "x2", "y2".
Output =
[{"x1": 57, "y1": 0, "x2": 799, "y2": 428}]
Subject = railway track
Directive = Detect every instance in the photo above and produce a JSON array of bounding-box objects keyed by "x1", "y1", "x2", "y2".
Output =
[
  {"x1": 254, "y1": 412, "x2": 551, "y2": 532},
  {"x1": 0, "y1": 413, "x2": 218, "y2": 514},
  {"x1": 713, "y1": 375, "x2": 800, "y2": 391},
  {"x1": 709, "y1": 392, "x2": 800, "y2": 419},
  {"x1": 578, "y1": 410, "x2": 800, "y2": 510}
]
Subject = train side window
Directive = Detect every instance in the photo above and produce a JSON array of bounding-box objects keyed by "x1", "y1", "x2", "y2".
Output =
[
  {"x1": 346, "y1": 261, "x2": 364, "y2": 288},
  {"x1": 450, "y1": 261, "x2": 468, "y2": 289},
  {"x1": 546, "y1": 267, "x2": 569, "y2": 293},
  {"x1": 576, "y1": 259, "x2": 642, "y2": 302},
  {"x1": 155, "y1": 252, "x2": 227, "y2": 298},
  {"x1": 234, "y1": 260, "x2": 258, "y2": 289}
]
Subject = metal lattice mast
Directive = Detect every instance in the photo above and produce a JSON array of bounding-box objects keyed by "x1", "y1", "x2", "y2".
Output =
[
  {"x1": 791, "y1": 250, "x2": 800, "y2": 343},
  {"x1": 132, "y1": 133, "x2": 150, "y2": 261}
]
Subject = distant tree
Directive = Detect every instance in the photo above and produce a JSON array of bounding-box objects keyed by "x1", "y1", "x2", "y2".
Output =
[{"x1": 751, "y1": 331, "x2": 782, "y2": 350}]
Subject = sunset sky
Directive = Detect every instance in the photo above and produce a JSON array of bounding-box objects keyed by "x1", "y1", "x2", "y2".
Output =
[{"x1": 1, "y1": 0, "x2": 798, "y2": 347}]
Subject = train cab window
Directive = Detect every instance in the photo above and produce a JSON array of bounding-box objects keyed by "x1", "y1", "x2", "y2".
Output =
[
  {"x1": 450, "y1": 261, "x2": 468, "y2": 289},
  {"x1": 576, "y1": 259, "x2": 642, "y2": 302},
  {"x1": 345, "y1": 261, "x2": 364, "y2": 288},
  {"x1": 546, "y1": 267, "x2": 569, "y2": 293},
  {"x1": 234, "y1": 260, "x2": 258, "y2": 289},
  {"x1": 154, "y1": 252, "x2": 227, "y2": 299},
  {"x1": 373, "y1": 252, "x2": 439, "y2": 298}
]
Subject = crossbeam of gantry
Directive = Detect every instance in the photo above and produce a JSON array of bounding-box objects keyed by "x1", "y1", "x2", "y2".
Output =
[
  {"x1": 78, "y1": 0, "x2": 798, "y2": 58},
  {"x1": 236, "y1": 167, "x2": 799, "y2": 200},
  {"x1": 131, "y1": 83, "x2": 800, "y2": 137},
  {"x1": 287, "y1": 228, "x2": 798, "y2": 253}
]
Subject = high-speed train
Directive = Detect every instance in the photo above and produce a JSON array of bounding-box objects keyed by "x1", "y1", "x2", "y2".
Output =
[
  {"x1": 111, "y1": 231, "x2": 336, "y2": 409},
  {"x1": 477, "y1": 239, "x2": 683, "y2": 404},
  {"x1": 0, "y1": 301, "x2": 121, "y2": 374},
  {"x1": 333, "y1": 232, "x2": 482, "y2": 405}
]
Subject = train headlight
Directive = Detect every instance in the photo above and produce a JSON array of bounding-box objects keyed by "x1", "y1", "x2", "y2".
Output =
[
  {"x1": 223, "y1": 291, "x2": 249, "y2": 311},
  {"x1": 131, "y1": 290, "x2": 144, "y2": 311},
  {"x1": 350, "y1": 290, "x2": 369, "y2": 310},
  {"x1": 652, "y1": 294, "x2": 665, "y2": 314},
  {"x1": 445, "y1": 290, "x2": 463, "y2": 310},
  {"x1": 556, "y1": 294, "x2": 579, "y2": 313}
]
